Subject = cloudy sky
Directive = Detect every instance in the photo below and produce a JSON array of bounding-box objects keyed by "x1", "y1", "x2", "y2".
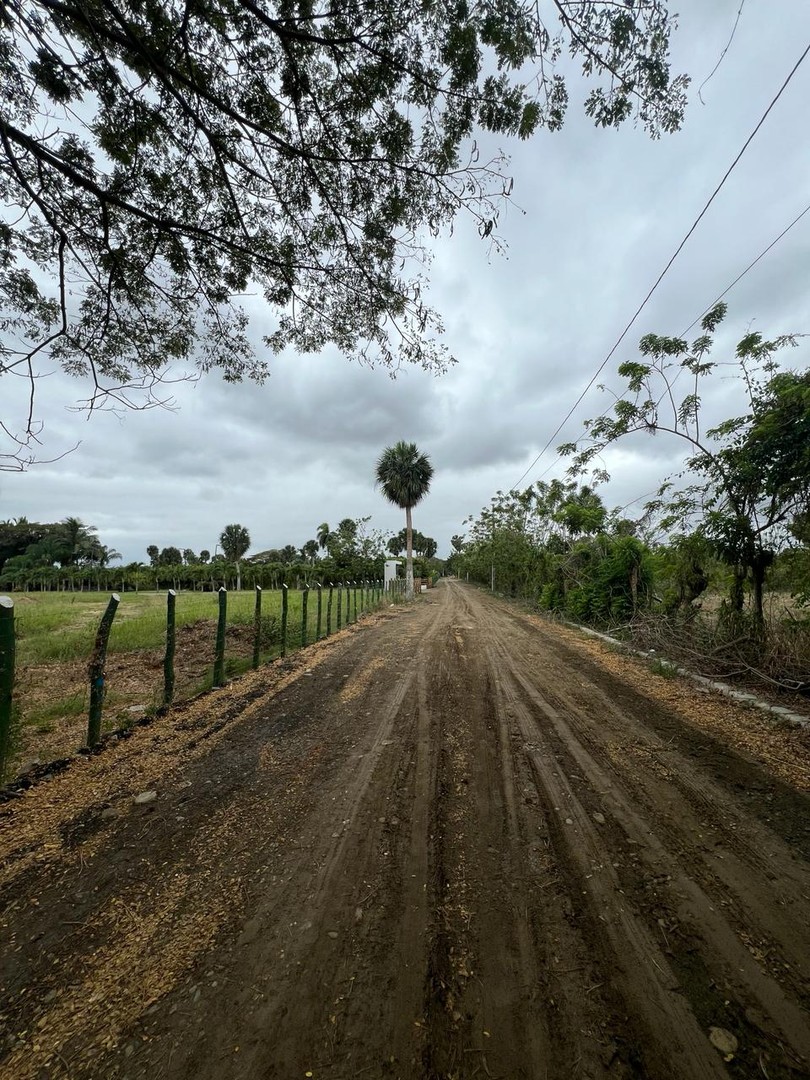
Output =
[{"x1": 3, "y1": 0, "x2": 810, "y2": 563}]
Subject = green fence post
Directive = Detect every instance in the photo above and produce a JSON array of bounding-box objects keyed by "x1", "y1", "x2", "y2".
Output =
[
  {"x1": 213, "y1": 586, "x2": 227, "y2": 687},
  {"x1": 163, "y1": 589, "x2": 177, "y2": 706},
  {"x1": 253, "y1": 585, "x2": 262, "y2": 669},
  {"x1": 326, "y1": 583, "x2": 333, "y2": 636},
  {"x1": 0, "y1": 597, "x2": 15, "y2": 780},
  {"x1": 301, "y1": 585, "x2": 309, "y2": 648},
  {"x1": 281, "y1": 583, "x2": 289, "y2": 657},
  {"x1": 87, "y1": 593, "x2": 120, "y2": 746},
  {"x1": 316, "y1": 582, "x2": 323, "y2": 640}
]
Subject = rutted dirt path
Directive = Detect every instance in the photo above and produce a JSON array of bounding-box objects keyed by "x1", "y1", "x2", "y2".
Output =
[{"x1": 1, "y1": 581, "x2": 809, "y2": 1079}]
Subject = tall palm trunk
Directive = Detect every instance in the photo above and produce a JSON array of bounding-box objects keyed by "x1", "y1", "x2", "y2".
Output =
[{"x1": 405, "y1": 505, "x2": 414, "y2": 600}]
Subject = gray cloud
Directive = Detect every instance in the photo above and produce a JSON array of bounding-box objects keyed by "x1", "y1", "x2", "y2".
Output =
[{"x1": 4, "y1": 0, "x2": 810, "y2": 561}]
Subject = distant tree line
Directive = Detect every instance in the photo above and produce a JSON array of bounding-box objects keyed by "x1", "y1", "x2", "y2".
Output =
[
  {"x1": 0, "y1": 514, "x2": 442, "y2": 592},
  {"x1": 0, "y1": 517, "x2": 121, "y2": 589}
]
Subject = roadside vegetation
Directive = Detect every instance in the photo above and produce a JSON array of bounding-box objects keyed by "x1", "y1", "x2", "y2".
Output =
[
  {"x1": 3, "y1": 582, "x2": 390, "y2": 777},
  {"x1": 453, "y1": 307, "x2": 810, "y2": 701},
  {"x1": 0, "y1": 515, "x2": 442, "y2": 594}
]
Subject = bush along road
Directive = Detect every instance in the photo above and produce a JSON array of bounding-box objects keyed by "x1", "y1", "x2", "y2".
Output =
[{"x1": 1, "y1": 580, "x2": 809, "y2": 1079}]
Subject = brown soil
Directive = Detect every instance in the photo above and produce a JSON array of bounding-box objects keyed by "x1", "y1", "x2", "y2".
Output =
[
  {"x1": 12, "y1": 620, "x2": 258, "y2": 771},
  {"x1": 1, "y1": 582, "x2": 809, "y2": 1080}
]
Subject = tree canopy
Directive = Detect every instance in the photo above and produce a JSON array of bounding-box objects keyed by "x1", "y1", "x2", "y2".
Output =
[
  {"x1": 1, "y1": 0, "x2": 687, "y2": 468},
  {"x1": 387, "y1": 527, "x2": 437, "y2": 559},
  {"x1": 375, "y1": 440, "x2": 433, "y2": 598},
  {"x1": 562, "y1": 304, "x2": 810, "y2": 624}
]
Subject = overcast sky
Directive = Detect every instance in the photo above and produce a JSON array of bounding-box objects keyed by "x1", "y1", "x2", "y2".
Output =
[{"x1": 3, "y1": 0, "x2": 810, "y2": 563}]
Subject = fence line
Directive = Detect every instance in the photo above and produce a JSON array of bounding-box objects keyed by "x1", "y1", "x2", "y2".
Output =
[
  {"x1": 0, "y1": 577, "x2": 410, "y2": 782},
  {"x1": 0, "y1": 597, "x2": 15, "y2": 780},
  {"x1": 87, "y1": 593, "x2": 120, "y2": 746}
]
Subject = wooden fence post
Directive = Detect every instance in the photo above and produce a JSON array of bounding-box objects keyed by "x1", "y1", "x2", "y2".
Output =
[
  {"x1": 301, "y1": 585, "x2": 309, "y2": 648},
  {"x1": 163, "y1": 589, "x2": 177, "y2": 706},
  {"x1": 336, "y1": 581, "x2": 343, "y2": 630},
  {"x1": 0, "y1": 597, "x2": 14, "y2": 779},
  {"x1": 316, "y1": 582, "x2": 323, "y2": 640},
  {"x1": 281, "y1": 583, "x2": 289, "y2": 656},
  {"x1": 87, "y1": 593, "x2": 120, "y2": 746},
  {"x1": 327, "y1": 583, "x2": 333, "y2": 636},
  {"x1": 253, "y1": 585, "x2": 262, "y2": 669},
  {"x1": 213, "y1": 586, "x2": 227, "y2": 686},
  {"x1": 353, "y1": 581, "x2": 358, "y2": 623}
]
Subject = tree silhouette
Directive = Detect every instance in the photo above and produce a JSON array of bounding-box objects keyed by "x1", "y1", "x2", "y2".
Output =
[
  {"x1": 375, "y1": 442, "x2": 434, "y2": 599},
  {"x1": 219, "y1": 524, "x2": 251, "y2": 590}
]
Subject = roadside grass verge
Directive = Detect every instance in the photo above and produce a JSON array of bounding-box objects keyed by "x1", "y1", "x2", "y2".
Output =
[{"x1": 5, "y1": 587, "x2": 364, "y2": 775}]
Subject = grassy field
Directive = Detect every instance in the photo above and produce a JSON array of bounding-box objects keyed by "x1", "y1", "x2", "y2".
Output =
[{"x1": 2, "y1": 585, "x2": 380, "y2": 779}]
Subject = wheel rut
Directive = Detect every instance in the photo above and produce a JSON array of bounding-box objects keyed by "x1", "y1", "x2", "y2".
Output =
[{"x1": 1, "y1": 581, "x2": 808, "y2": 1080}]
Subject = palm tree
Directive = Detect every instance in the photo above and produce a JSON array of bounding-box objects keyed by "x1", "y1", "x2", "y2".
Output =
[
  {"x1": 316, "y1": 522, "x2": 331, "y2": 551},
  {"x1": 219, "y1": 523, "x2": 251, "y2": 590},
  {"x1": 375, "y1": 441, "x2": 434, "y2": 599},
  {"x1": 301, "y1": 539, "x2": 319, "y2": 564},
  {"x1": 59, "y1": 516, "x2": 98, "y2": 566}
]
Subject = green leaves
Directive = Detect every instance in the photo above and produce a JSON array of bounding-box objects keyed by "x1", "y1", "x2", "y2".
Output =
[
  {"x1": 568, "y1": 305, "x2": 809, "y2": 622},
  {"x1": 1, "y1": 0, "x2": 687, "y2": 467},
  {"x1": 375, "y1": 442, "x2": 434, "y2": 511}
]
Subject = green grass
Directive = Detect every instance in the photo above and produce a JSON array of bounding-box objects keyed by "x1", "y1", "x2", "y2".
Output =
[
  {"x1": 8, "y1": 586, "x2": 362, "y2": 664},
  {"x1": 1, "y1": 583, "x2": 386, "y2": 779},
  {"x1": 648, "y1": 656, "x2": 678, "y2": 679}
]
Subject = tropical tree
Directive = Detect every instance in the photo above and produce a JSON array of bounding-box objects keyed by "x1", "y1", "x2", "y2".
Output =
[
  {"x1": 563, "y1": 304, "x2": 810, "y2": 627},
  {"x1": 388, "y1": 528, "x2": 437, "y2": 558},
  {"x1": 159, "y1": 546, "x2": 183, "y2": 567},
  {"x1": 89, "y1": 543, "x2": 122, "y2": 568},
  {"x1": 58, "y1": 517, "x2": 99, "y2": 565},
  {"x1": 146, "y1": 545, "x2": 159, "y2": 568},
  {"x1": 375, "y1": 442, "x2": 434, "y2": 599},
  {"x1": 280, "y1": 544, "x2": 298, "y2": 566},
  {"x1": 0, "y1": 2, "x2": 687, "y2": 470},
  {"x1": 316, "y1": 523, "x2": 331, "y2": 552},
  {"x1": 199, "y1": 550, "x2": 211, "y2": 564},
  {"x1": 301, "y1": 540, "x2": 319, "y2": 564},
  {"x1": 219, "y1": 524, "x2": 251, "y2": 590}
]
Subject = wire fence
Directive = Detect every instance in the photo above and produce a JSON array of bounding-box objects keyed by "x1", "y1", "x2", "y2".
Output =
[{"x1": 0, "y1": 578, "x2": 406, "y2": 783}]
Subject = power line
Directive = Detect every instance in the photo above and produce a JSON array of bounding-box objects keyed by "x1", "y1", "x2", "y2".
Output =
[
  {"x1": 698, "y1": 0, "x2": 748, "y2": 105},
  {"x1": 680, "y1": 199, "x2": 810, "y2": 337},
  {"x1": 527, "y1": 196, "x2": 810, "y2": 485},
  {"x1": 511, "y1": 40, "x2": 810, "y2": 493}
]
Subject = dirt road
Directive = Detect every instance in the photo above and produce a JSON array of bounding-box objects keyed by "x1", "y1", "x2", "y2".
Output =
[{"x1": 2, "y1": 581, "x2": 809, "y2": 1080}]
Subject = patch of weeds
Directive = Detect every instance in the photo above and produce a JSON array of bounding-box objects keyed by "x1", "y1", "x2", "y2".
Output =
[
  {"x1": 25, "y1": 692, "x2": 86, "y2": 732},
  {"x1": 259, "y1": 614, "x2": 280, "y2": 648},
  {"x1": 648, "y1": 657, "x2": 678, "y2": 679}
]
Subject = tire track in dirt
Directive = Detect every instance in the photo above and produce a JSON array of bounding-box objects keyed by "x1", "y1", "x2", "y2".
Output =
[
  {"x1": 2, "y1": 582, "x2": 809, "y2": 1080},
  {"x1": 476, "y1": 586, "x2": 810, "y2": 1078},
  {"x1": 98, "y1": 594, "x2": 457, "y2": 1080},
  {"x1": 489, "y1": 602, "x2": 810, "y2": 963},
  {"x1": 488, "y1": 605, "x2": 810, "y2": 1006}
]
